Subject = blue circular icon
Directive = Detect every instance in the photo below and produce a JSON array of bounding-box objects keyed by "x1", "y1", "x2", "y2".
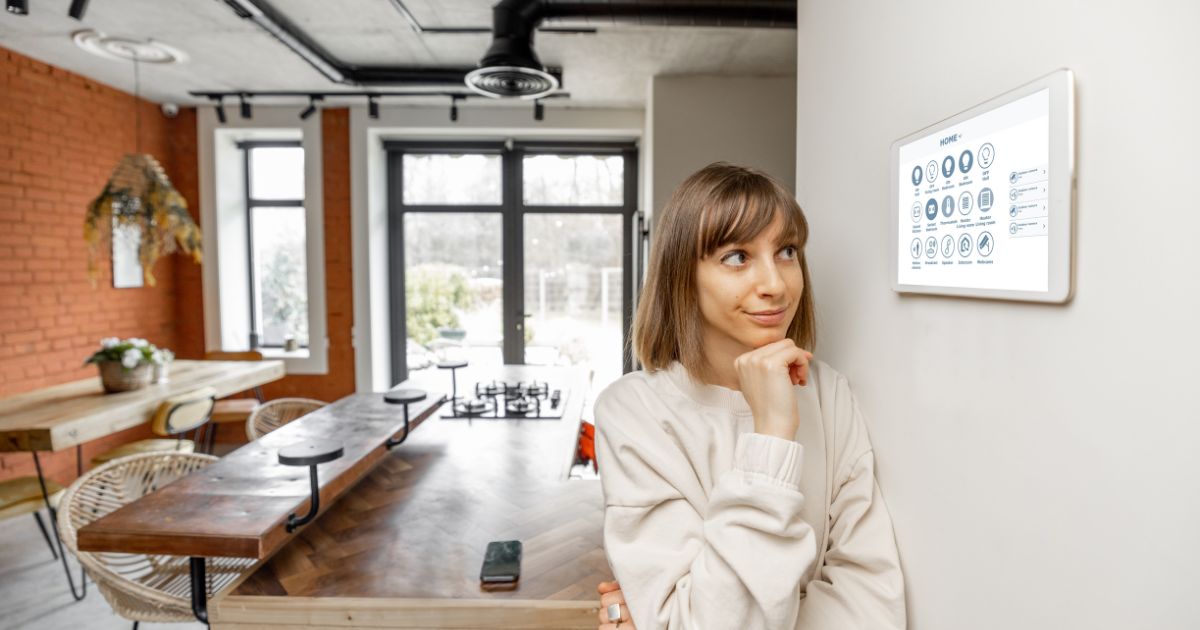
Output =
[
  {"x1": 910, "y1": 238, "x2": 922, "y2": 259},
  {"x1": 1009, "y1": 205, "x2": 1018, "y2": 217},
  {"x1": 1009, "y1": 171, "x2": 1018, "y2": 184},
  {"x1": 941, "y1": 156, "x2": 955, "y2": 179},
  {"x1": 941, "y1": 195, "x2": 955, "y2": 217},
  {"x1": 925, "y1": 237, "x2": 938, "y2": 259},
  {"x1": 958, "y1": 233, "x2": 973, "y2": 257},
  {"x1": 978, "y1": 187, "x2": 994, "y2": 213},
  {"x1": 959, "y1": 150, "x2": 973, "y2": 173},
  {"x1": 977, "y1": 231, "x2": 994, "y2": 257},
  {"x1": 925, "y1": 198, "x2": 939, "y2": 221},
  {"x1": 911, "y1": 166, "x2": 923, "y2": 186}
]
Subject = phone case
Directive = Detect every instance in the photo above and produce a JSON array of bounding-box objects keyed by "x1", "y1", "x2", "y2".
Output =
[{"x1": 480, "y1": 540, "x2": 522, "y2": 583}]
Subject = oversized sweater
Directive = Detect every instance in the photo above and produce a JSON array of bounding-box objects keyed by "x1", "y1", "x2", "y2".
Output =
[{"x1": 593, "y1": 358, "x2": 906, "y2": 630}]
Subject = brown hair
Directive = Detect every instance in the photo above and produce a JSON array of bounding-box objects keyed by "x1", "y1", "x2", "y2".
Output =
[{"x1": 631, "y1": 162, "x2": 816, "y2": 384}]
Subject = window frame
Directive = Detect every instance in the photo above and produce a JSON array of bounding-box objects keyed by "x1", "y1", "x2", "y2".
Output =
[
  {"x1": 384, "y1": 139, "x2": 638, "y2": 384},
  {"x1": 238, "y1": 139, "x2": 307, "y2": 350}
]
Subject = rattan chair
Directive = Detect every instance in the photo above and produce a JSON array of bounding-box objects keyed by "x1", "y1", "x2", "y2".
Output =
[
  {"x1": 245, "y1": 397, "x2": 326, "y2": 440},
  {"x1": 90, "y1": 387, "x2": 217, "y2": 466},
  {"x1": 56, "y1": 452, "x2": 256, "y2": 627}
]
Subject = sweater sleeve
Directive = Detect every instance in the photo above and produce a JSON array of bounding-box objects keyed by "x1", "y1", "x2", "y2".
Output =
[
  {"x1": 595, "y1": 388, "x2": 819, "y2": 630},
  {"x1": 795, "y1": 377, "x2": 907, "y2": 629}
]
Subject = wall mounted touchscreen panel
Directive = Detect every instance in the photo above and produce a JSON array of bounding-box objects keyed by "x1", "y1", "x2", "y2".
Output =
[{"x1": 897, "y1": 88, "x2": 1050, "y2": 292}]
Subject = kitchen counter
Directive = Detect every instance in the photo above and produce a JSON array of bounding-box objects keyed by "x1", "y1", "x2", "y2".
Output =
[{"x1": 213, "y1": 364, "x2": 613, "y2": 629}]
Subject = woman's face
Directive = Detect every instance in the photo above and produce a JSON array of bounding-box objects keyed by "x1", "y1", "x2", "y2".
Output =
[{"x1": 695, "y1": 213, "x2": 804, "y2": 356}]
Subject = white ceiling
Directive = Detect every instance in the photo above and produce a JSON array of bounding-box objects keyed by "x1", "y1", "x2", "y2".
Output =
[{"x1": 0, "y1": 0, "x2": 795, "y2": 109}]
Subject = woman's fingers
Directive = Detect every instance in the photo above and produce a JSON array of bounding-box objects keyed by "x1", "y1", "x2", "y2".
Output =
[{"x1": 596, "y1": 580, "x2": 620, "y2": 594}]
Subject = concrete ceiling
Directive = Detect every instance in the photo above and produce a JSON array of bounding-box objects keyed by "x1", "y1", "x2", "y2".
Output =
[{"x1": 0, "y1": 0, "x2": 795, "y2": 109}]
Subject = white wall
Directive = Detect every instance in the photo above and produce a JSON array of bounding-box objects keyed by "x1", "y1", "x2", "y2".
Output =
[
  {"x1": 794, "y1": 2, "x2": 1199, "y2": 629},
  {"x1": 648, "y1": 75, "x2": 796, "y2": 226}
]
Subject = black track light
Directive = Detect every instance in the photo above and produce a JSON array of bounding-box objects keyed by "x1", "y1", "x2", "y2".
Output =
[
  {"x1": 68, "y1": 0, "x2": 89, "y2": 20},
  {"x1": 210, "y1": 96, "x2": 227, "y2": 124},
  {"x1": 239, "y1": 94, "x2": 251, "y2": 119},
  {"x1": 368, "y1": 96, "x2": 379, "y2": 120},
  {"x1": 299, "y1": 95, "x2": 322, "y2": 120},
  {"x1": 449, "y1": 96, "x2": 460, "y2": 122},
  {"x1": 534, "y1": 99, "x2": 544, "y2": 121},
  {"x1": 6, "y1": 0, "x2": 28, "y2": 15}
]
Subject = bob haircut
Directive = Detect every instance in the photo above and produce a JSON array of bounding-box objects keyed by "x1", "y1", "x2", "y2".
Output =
[{"x1": 631, "y1": 161, "x2": 816, "y2": 385}]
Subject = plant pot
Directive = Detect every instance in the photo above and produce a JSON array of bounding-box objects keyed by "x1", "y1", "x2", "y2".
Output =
[
  {"x1": 98, "y1": 362, "x2": 152, "y2": 393},
  {"x1": 153, "y1": 361, "x2": 171, "y2": 384}
]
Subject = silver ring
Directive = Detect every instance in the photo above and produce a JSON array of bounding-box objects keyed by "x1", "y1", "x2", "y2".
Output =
[{"x1": 607, "y1": 602, "x2": 621, "y2": 622}]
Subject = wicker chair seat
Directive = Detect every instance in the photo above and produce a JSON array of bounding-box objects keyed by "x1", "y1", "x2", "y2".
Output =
[
  {"x1": 211, "y1": 398, "x2": 260, "y2": 424},
  {"x1": 0, "y1": 477, "x2": 64, "y2": 520},
  {"x1": 57, "y1": 452, "x2": 257, "y2": 623}
]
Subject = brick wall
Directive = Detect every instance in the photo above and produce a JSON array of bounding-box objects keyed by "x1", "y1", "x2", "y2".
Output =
[
  {"x1": 0, "y1": 47, "x2": 199, "y2": 484},
  {"x1": 1, "y1": 46, "x2": 358, "y2": 480}
]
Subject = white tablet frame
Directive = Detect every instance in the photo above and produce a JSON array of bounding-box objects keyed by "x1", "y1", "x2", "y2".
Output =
[{"x1": 889, "y1": 68, "x2": 1076, "y2": 303}]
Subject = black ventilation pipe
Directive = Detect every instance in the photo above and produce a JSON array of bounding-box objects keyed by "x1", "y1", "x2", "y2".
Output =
[{"x1": 467, "y1": 0, "x2": 797, "y2": 99}]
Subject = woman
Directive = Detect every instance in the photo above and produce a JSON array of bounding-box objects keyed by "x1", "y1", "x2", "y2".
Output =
[{"x1": 592, "y1": 163, "x2": 906, "y2": 630}]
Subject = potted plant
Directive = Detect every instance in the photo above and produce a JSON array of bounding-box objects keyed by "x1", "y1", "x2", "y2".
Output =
[
  {"x1": 85, "y1": 337, "x2": 160, "y2": 393},
  {"x1": 152, "y1": 347, "x2": 175, "y2": 383}
]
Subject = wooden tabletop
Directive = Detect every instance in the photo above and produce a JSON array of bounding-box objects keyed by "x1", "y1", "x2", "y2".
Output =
[
  {"x1": 214, "y1": 365, "x2": 612, "y2": 629},
  {"x1": 77, "y1": 390, "x2": 446, "y2": 559},
  {"x1": 0, "y1": 360, "x2": 286, "y2": 452}
]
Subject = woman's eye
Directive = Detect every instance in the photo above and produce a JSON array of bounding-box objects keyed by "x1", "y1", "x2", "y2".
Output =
[
  {"x1": 780, "y1": 245, "x2": 798, "y2": 259},
  {"x1": 721, "y1": 251, "x2": 747, "y2": 266}
]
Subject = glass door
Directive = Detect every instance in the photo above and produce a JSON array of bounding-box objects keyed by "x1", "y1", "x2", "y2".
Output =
[
  {"x1": 387, "y1": 142, "x2": 637, "y2": 391},
  {"x1": 520, "y1": 150, "x2": 631, "y2": 395}
]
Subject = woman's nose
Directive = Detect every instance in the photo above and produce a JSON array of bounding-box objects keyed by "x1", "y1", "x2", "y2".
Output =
[{"x1": 755, "y1": 259, "x2": 786, "y2": 295}]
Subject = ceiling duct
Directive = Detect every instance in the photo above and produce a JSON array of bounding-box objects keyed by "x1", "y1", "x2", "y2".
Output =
[{"x1": 467, "y1": 0, "x2": 796, "y2": 99}]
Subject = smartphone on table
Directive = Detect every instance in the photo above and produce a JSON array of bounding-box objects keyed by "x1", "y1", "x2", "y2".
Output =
[{"x1": 480, "y1": 540, "x2": 522, "y2": 584}]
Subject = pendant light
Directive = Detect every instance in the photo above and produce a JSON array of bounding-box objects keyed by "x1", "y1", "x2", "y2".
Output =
[{"x1": 83, "y1": 41, "x2": 201, "y2": 287}]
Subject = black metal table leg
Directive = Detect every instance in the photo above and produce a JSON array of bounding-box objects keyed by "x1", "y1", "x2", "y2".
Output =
[
  {"x1": 190, "y1": 556, "x2": 208, "y2": 624},
  {"x1": 31, "y1": 450, "x2": 87, "y2": 601},
  {"x1": 383, "y1": 388, "x2": 427, "y2": 449}
]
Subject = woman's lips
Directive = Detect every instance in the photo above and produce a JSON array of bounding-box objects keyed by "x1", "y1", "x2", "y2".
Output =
[{"x1": 745, "y1": 308, "x2": 786, "y2": 326}]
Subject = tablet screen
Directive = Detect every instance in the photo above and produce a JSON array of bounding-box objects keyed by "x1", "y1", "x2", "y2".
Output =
[{"x1": 896, "y1": 88, "x2": 1050, "y2": 292}]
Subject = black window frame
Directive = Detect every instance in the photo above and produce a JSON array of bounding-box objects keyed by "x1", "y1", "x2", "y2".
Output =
[
  {"x1": 238, "y1": 139, "x2": 307, "y2": 351},
  {"x1": 385, "y1": 139, "x2": 639, "y2": 385}
]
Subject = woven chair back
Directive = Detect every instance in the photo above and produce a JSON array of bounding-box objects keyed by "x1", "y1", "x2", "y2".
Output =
[{"x1": 246, "y1": 397, "x2": 327, "y2": 440}]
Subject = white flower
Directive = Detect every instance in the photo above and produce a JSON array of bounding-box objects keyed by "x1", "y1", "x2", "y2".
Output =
[
  {"x1": 127, "y1": 338, "x2": 149, "y2": 348},
  {"x1": 100, "y1": 337, "x2": 120, "y2": 349},
  {"x1": 151, "y1": 350, "x2": 164, "y2": 365},
  {"x1": 121, "y1": 348, "x2": 142, "y2": 369}
]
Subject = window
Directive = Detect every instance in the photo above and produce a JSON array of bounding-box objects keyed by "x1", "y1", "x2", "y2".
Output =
[
  {"x1": 241, "y1": 141, "x2": 309, "y2": 350},
  {"x1": 387, "y1": 141, "x2": 638, "y2": 394}
]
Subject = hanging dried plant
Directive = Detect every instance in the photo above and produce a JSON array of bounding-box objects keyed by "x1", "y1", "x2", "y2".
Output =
[{"x1": 84, "y1": 153, "x2": 202, "y2": 286}]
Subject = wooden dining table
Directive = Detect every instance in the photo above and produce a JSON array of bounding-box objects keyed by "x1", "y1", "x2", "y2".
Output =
[
  {"x1": 0, "y1": 358, "x2": 285, "y2": 602},
  {"x1": 0, "y1": 359, "x2": 285, "y2": 453}
]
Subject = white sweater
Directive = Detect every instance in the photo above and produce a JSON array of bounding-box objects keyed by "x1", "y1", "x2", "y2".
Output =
[{"x1": 594, "y1": 359, "x2": 906, "y2": 630}]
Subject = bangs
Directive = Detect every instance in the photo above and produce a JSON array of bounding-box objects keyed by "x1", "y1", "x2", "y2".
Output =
[{"x1": 696, "y1": 175, "x2": 807, "y2": 257}]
